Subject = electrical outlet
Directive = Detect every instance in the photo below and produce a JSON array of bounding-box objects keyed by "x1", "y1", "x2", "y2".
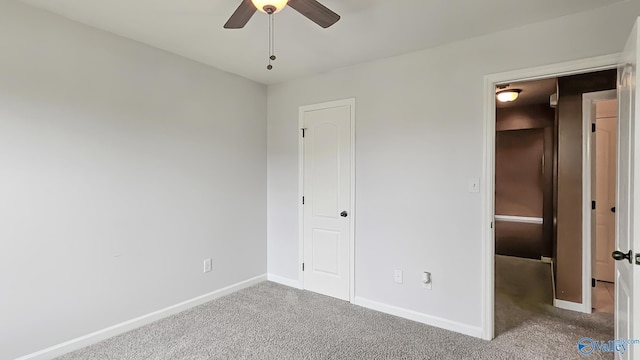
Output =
[
  {"x1": 422, "y1": 271, "x2": 432, "y2": 290},
  {"x1": 394, "y1": 269, "x2": 403, "y2": 284},
  {"x1": 203, "y1": 258, "x2": 212, "y2": 273}
]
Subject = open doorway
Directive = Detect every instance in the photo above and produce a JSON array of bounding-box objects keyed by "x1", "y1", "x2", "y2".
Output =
[
  {"x1": 493, "y1": 70, "x2": 617, "y2": 338},
  {"x1": 495, "y1": 78, "x2": 554, "y2": 261},
  {"x1": 494, "y1": 78, "x2": 556, "y2": 336}
]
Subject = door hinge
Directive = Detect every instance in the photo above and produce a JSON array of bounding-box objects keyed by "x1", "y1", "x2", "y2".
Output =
[
  {"x1": 302, "y1": 263, "x2": 305, "y2": 271},
  {"x1": 592, "y1": 201, "x2": 596, "y2": 210},
  {"x1": 490, "y1": 221, "x2": 493, "y2": 229},
  {"x1": 301, "y1": 128, "x2": 307, "y2": 138},
  {"x1": 592, "y1": 278, "x2": 596, "y2": 288},
  {"x1": 592, "y1": 123, "x2": 596, "y2": 133},
  {"x1": 302, "y1": 196, "x2": 305, "y2": 205}
]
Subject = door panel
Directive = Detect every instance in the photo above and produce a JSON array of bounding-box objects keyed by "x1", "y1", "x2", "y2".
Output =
[
  {"x1": 312, "y1": 229, "x2": 340, "y2": 275},
  {"x1": 614, "y1": 18, "x2": 638, "y2": 360},
  {"x1": 595, "y1": 115, "x2": 617, "y2": 282},
  {"x1": 311, "y1": 122, "x2": 340, "y2": 218},
  {"x1": 302, "y1": 103, "x2": 352, "y2": 301}
]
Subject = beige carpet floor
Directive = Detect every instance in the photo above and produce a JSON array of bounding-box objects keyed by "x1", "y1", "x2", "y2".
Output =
[{"x1": 56, "y1": 258, "x2": 615, "y2": 359}]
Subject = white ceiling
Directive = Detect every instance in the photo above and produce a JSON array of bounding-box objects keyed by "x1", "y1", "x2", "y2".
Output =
[{"x1": 20, "y1": 0, "x2": 622, "y2": 85}]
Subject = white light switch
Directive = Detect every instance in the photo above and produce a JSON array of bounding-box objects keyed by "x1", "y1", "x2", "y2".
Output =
[{"x1": 468, "y1": 178, "x2": 480, "y2": 193}]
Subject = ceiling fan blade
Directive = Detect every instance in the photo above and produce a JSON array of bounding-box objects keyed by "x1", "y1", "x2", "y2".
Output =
[
  {"x1": 224, "y1": 0, "x2": 257, "y2": 29},
  {"x1": 287, "y1": 0, "x2": 340, "y2": 28}
]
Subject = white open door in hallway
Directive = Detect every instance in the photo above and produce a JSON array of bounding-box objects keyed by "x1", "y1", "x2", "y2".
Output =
[
  {"x1": 595, "y1": 105, "x2": 617, "y2": 284},
  {"x1": 614, "y1": 17, "x2": 640, "y2": 360},
  {"x1": 300, "y1": 99, "x2": 355, "y2": 301}
]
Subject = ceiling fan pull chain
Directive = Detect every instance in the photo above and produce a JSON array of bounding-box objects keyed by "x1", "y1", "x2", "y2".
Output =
[
  {"x1": 223, "y1": 0, "x2": 341, "y2": 69},
  {"x1": 267, "y1": 13, "x2": 276, "y2": 70}
]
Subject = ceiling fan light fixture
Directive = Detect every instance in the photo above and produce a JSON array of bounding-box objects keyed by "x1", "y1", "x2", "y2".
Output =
[
  {"x1": 251, "y1": 0, "x2": 288, "y2": 14},
  {"x1": 496, "y1": 89, "x2": 522, "y2": 103}
]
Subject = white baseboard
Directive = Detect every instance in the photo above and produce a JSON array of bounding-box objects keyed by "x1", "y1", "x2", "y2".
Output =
[
  {"x1": 495, "y1": 254, "x2": 541, "y2": 263},
  {"x1": 353, "y1": 296, "x2": 483, "y2": 339},
  {"x1": 16, "y1": 274, "x2": 267, "y2": 360},
  {"x1": 554, "y1": 298, "x2": 588, "y2": 313},
  {"x1": 267, "y1": 273, "x2": 302, "y2": 289}
]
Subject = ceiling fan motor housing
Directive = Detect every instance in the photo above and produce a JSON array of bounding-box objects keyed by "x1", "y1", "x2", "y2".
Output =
[{"x1": 250, "y1": 0, "x2": 289, "y2": 14}]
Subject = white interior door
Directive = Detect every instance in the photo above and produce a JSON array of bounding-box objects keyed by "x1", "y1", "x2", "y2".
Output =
[
  {"x1": 614, "y1": 18, "x2": 640, "y2": 360},
  {"x1": 301, "y1": 100, "x2": 353, "y2": 301},
  {"x1": 595, "y1": 104, "x2": 617, "y2": 283}
]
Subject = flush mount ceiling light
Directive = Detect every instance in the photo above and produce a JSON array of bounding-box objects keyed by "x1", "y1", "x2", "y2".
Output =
[{"x1": 496, "y1": 89, "x2": 522, "y2": 103}]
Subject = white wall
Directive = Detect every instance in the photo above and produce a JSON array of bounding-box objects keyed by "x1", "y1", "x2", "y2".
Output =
[
  {"x1": 267, "y1": 2, "x2": 640, "y2": 333},
  {"x1": 0, "y1": 2, "x2": 267, "y2": 359}
]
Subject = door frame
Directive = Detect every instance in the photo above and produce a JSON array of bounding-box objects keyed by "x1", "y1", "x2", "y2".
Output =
[
  {"x1": 482, "y1": 54, "x2": 620, "y2": 340},
  {"x1": 298, "y1": 98, "x2": 356, "y2": 302},
  {"x1": 582, "y1": 89, "x2": 617, "y2": 313}
]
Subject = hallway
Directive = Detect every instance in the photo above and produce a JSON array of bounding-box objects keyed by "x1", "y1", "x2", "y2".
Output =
[{"x1": 495, "y1": 255, "x2": 614, "y2": 358}]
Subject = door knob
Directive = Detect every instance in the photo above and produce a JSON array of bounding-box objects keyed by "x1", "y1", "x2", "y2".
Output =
[
  {"x1": 340, "y1": 211, "x2": 348, "y2": 217},
  {"x1": 611, "y1": 207, "x2": 616, "y2": 213},
  {"x1": 612, "y1": 250, "x2": 633, "y2": 263}
]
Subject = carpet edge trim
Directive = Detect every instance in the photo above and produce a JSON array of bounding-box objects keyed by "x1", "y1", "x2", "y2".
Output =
[
  {"x1": 354, "y1": 296, "x2": 483, "y2": 338},
  {"x1": 14, "y1": 274, "x2": 268, "y2": 360}
]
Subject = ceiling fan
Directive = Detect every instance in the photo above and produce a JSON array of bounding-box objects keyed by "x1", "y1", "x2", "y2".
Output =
[{"x1": 224, "y1": 0, "x2": 340, "y2": 29}]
